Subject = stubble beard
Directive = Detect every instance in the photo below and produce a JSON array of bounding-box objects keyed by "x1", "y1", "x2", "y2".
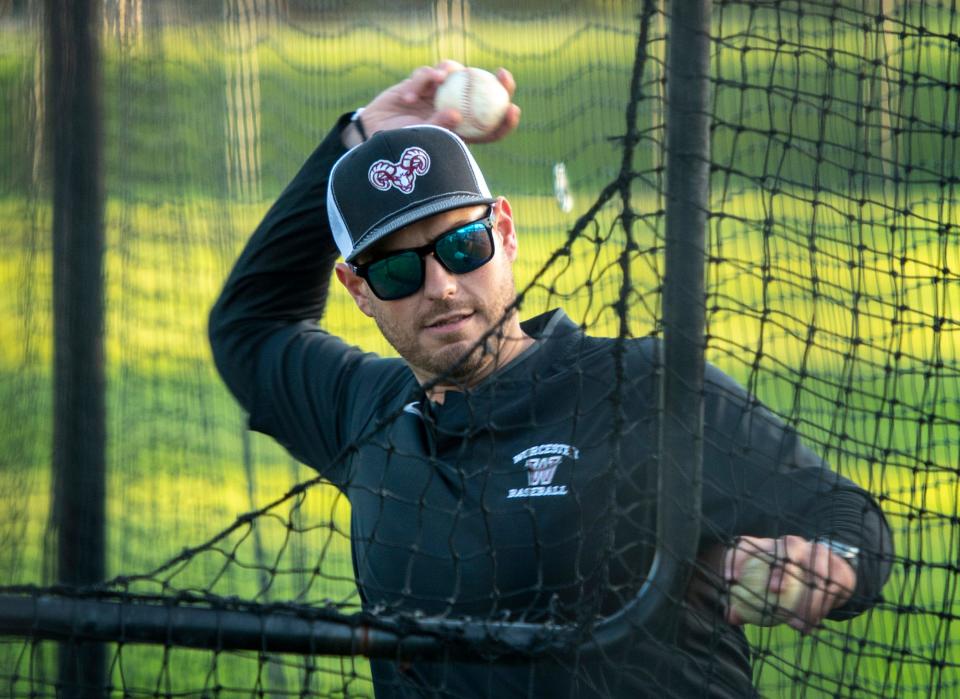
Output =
[{"x1": 372, "y1": 280, "x2": 518, "y2": 386}]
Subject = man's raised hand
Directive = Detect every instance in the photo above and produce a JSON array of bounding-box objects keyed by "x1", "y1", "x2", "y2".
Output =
[{"x1": 344, "y1": 60, "x2": 520, "y2": 146}]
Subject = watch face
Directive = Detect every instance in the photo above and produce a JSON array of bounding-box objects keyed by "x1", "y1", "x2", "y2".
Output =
[{"x1": 819, "y1": 538, "x2": 860, "y2": 566}]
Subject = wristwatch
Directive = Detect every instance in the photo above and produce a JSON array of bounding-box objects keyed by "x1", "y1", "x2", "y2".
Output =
[
  {"x1": 815, "y1": 537, "x2": 860, "y2": 573},
  {"x1": 350, "y1": 108, "x2": 368, "y2": 140},
  {"x1": 341, "y1": 108, "x2": 368, "y2": 149}
]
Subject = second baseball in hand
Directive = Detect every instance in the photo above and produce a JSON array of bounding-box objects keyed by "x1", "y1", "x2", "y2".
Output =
[
  {"x1": 434, "y1": 67, "x2": 510, "y2": 139},
  {"x1": 728, "y1": 553, "x2": 806, "y2": 626}
]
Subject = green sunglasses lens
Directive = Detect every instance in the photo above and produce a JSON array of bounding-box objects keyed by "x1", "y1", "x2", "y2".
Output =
[
  {"x1": 367, "y1": 251, "x2": 423, "y2": 300},
  {"x1": 363, "y1": 217, "x2": 494, "y2": 300},
  {"x1": 435, "y1": 222, "x2": 494, "y2": 273}
]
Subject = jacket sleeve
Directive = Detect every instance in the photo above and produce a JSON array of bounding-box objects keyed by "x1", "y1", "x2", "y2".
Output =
[
  {"x1": 697, "y1": 362, "x2": 894, "y2": 620},
  {"x1": 208, "y1": 113, "x2": 402, "y2": 486}
]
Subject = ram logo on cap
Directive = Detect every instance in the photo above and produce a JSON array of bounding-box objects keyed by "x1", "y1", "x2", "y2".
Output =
[{"x1": 367, "y1": 147, "x2": 431, "y2": 194}]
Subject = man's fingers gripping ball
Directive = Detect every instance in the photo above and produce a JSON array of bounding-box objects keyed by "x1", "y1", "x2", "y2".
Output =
[
  {"x1": 727, "y1": 549, "x2": 806, "y2": 627},
  {"x1": 402, "y1": 62, "x2": 464, "y2": 104}
]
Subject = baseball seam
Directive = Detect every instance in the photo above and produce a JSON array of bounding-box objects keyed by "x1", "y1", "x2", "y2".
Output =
[{"x1": 462, "y1": 69, "x2": 482, "y2": 135}]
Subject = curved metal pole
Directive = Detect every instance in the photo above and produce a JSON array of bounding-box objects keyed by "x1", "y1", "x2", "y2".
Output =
[
  {"x1": 586, "y1": 0, "x2": 713, "y2": 645},
  {"x1": 639, "y1": 0, "x2": 712, "y2": 638}
]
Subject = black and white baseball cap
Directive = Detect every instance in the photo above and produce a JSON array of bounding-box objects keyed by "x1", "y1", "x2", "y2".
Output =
[{"x1": 327, "y1": 124, "x2": 496, "y2": 262}]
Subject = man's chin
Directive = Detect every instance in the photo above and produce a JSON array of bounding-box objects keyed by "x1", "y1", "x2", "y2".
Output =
[{"x1": 419, "y1": 340, "x2": 491, "y2": 384}]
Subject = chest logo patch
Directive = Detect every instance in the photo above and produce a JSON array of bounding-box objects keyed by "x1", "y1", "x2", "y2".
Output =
[{"x1": 507, "y1": 443, "x2": 579, "y2": 499}]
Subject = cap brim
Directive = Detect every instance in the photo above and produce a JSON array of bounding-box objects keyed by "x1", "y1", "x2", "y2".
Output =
[{"x1": 345, "y1": 193, "x2": 497, "y2": 262}]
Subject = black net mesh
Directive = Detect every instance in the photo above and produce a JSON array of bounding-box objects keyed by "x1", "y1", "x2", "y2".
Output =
[{"x1": 0, "y1": 0, "x2": 957, "y2": 697}]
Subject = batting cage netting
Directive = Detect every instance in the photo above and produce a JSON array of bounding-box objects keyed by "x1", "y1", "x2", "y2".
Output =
[{"x1": 0, "y1": 0, "x2": 957, "y2": 697}]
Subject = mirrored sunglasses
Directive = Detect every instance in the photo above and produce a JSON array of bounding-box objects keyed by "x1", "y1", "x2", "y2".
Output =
[{"x1": 350, "y1": 210, "x2": 496, "y2": 301}]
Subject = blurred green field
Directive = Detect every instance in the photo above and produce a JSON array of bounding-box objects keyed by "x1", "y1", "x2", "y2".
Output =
[{"x1": 1, "y1": 3, "x2": 959, "y2": 697}]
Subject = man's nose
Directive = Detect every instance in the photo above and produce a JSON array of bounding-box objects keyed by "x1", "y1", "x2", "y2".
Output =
[{"x1": 421, "y1": 254, "x2": 457, "y2": 300}]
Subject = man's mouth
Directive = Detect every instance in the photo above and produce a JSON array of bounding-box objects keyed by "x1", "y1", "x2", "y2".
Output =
[{"x1": 424, "y1": 310, "x2": 474, "y2": 331}]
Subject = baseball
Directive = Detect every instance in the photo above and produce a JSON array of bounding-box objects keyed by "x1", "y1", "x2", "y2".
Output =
[
  {"x1": 728, "y1": 552, "x2": 806, "y2": 626},
  {"x1": 434, "y1": 67, "x2": 510, "y2": 139}
]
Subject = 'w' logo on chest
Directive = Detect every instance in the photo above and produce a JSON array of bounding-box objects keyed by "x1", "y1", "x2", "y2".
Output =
[
  {"x1": 508, "y1": 443, "x2": 579, "y2": 499},
  {"x1": 525, "y1": 455, "x2": 563, "y2": 486}
]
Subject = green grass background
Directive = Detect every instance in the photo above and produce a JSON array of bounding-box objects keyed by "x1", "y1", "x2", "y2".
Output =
[{"x1": 1, "y1": 1, "x2": 958, "y2": 696}]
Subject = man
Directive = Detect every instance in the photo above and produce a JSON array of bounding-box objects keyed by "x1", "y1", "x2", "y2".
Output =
[{"x1": 210, "y1": 61, "x2": 892, "y2": 698}]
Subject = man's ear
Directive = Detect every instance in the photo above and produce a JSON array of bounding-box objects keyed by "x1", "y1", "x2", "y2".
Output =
[
  {"x1": 335, "y1": 262, "x2": 375, "y2": 317},
  {"x1": 494, "y1": 197, "x2": 518, "y2": 261}
]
